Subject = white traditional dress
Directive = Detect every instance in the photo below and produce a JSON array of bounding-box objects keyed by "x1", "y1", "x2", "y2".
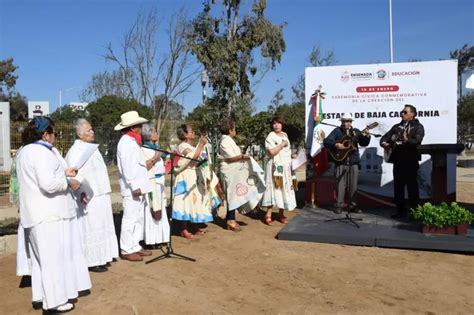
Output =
[
  {"x1": 66, "y1": 140, "x2": 119, "y2": 267},
  {"x1": 218, "y1": 135, "x2": 265, "y2": 213},
  {"x1": 261, "y1": 132, "x2": 297, "y2": 210},
  {"x1": 142, "y1": 146, "x2": 170, "y2": 244},
  {"x1": 171, "y1": 142, "x2": 219, "y2": 223},
  {"x1": 16, "y1": 141, "x2": 91, "y2": 309}
]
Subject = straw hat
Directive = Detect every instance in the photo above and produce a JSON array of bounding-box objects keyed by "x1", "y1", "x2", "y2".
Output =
[
  {"x1": 339, "y1": 113, "x2": 353, "y2": 121},
  {"x1": 114, "y1": 111, "x2": 148, "y2": 130}
]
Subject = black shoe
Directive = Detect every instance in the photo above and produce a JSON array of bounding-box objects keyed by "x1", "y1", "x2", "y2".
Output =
[
  {"x1": 32, "y1": 300, "x2": 42, "y2": 310},
  {"x1": 333, "y1": 208, "x2": 343, "y2": 214},
  {"x1": 88, "y1": 265, "x2": 108, "y2": 273}
]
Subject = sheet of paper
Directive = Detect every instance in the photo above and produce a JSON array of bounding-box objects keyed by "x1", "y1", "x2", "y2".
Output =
[
  {"x1": 292, "y1": 149, "x2": 307, "y2": 171},
  {"x1": 67, "y1": 143, "x2": 99, "y2": 169}
]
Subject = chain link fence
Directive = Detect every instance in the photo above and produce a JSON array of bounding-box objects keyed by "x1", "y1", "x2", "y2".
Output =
[{"x1": 1, "y1": 119, "x2": 186, "y2": 207}]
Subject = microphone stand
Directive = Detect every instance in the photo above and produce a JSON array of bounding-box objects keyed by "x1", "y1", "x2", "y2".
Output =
[
  {"x1": 141, "y1": 144, "x2": 206, "y2": 264},
  {"x1": 324, "y1": 168, "x2": 362, "y2": 228}
]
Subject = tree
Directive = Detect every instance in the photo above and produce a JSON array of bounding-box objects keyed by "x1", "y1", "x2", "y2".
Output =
[
  {"x1": 274, "y1": 103, "x2": 306, "y2": 147},
  {"x1": 236, "y1": 111, "x2": 272, "y2": 154},
  {"x1": 50, "y1": 105, "x2": 88, "y2": 123},
  {"x1": 86, "y1": 95, "x2": 153, "y2": 163},
  {"x1": 458, "y1": 95, "x2": 474, "y2": 144},
  {"x1": 449, "y1": 44, "x2": 474, "y2": 97},
  {"x1": 188, "y1": 0, "x2": 286, "y2": 115},
  {"x1": 101, "y1": 8, "x2": 197, "y2": 134},
  {"x1": 0, "y1": 58, "x2": 18, "y2": 95},
  {"x1": 268, "y1": 88, "x2": 285, "y2": 113},
  {"x1": 291, "y1": 45, "x2": 337, "y2": 104},
  {"x1": 0, "y1": 58, "x2": 28, "y2": 121},
  {"x1": 80, "y1": 70, "x2": 133, "y2": 102},
  {"x1": 0, "y1": 92, "x2": 27, "y2": 121}
]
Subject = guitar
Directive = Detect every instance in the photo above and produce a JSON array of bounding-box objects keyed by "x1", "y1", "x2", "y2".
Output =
[
  {"x1": 383, "y1": 125, "x2": 405, "y2": 162},
  {"x1": 328, "y1": 122, "x2": 379, "y2": 162}
]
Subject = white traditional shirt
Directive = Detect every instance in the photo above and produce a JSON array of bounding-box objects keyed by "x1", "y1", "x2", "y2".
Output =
[
  {"x1": 16, "y1": 142, "x2": 74, "y2": 228},
  {"x1": 116, "y1": 134, "x2": 151, "y2": 197}
]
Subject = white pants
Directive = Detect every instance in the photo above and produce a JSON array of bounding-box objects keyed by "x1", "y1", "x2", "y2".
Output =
[
  {"x1": 120, "y1": 195, "x2": 146, "y2": 254},
  {"x1": 27, "y1": 217, "x2": 91, "y2": 309}
]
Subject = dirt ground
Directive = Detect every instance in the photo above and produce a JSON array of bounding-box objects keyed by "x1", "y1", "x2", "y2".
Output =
[{"x1": 1, "y1": 183, "x2": 473, "y2": 314}]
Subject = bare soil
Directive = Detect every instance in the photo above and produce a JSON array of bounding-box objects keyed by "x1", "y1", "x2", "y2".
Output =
[{"x1": 0, "y1": 182, "x2": 473, "y2": 314}]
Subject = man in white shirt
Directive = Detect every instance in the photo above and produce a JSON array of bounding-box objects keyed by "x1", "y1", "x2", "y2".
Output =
[
  {"x1": 66, "y1": 119, "x2": 119, "y2": 271},
  {"x1": 115, "y1": 111, "x2": 154, "y2": 262}
]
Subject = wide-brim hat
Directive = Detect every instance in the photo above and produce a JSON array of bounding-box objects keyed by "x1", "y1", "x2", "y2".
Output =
[
  {"x1": 340, "y1": 113, "x2": 353, "y2": 121},
  {"x1": 114, "y1": 111, "x2": 148, "y2": 130}
]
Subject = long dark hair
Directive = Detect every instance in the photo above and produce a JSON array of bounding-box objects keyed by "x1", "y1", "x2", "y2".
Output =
[{"x1": 21, "y1": 117, "x2": 54, "y2": 146}]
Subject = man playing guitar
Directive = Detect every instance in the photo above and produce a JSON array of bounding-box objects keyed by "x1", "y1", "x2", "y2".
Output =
[
  {"x1": 323, "y1": 113, "x2": 371, "y2": 214},
  {"x1": 380, "y1": 104, "x2": 425, "y2": 219}
]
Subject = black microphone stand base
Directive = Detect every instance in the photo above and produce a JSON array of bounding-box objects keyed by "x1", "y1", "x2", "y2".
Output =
[
  {"x1": 325, "y1": 211, "x2": 362, "y2": 228},
  {"x1": 146, "y1": 244, "x2": 196, "y2": 264}
]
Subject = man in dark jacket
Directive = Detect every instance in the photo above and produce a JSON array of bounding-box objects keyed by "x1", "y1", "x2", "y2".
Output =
[
  {"x1": 380, "y1": 104, "x2": 425, "y2": 219},
  {"x1": 323, "y1": 113, "x2": 371, "y2": 214}
]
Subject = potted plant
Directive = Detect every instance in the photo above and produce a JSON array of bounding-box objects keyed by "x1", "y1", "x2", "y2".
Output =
[{"x1": 411, "y1": 202, "x2": 474, "y2": 235}]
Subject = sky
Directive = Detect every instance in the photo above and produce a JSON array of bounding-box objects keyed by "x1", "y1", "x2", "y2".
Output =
[{"x1": 1, "y1": 0, "x2": 473, "y2": 114}]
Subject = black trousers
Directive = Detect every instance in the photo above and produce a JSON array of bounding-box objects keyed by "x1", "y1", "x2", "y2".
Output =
[{"x1": 393, "y1": 160, "x2": 420, "y2": 215}]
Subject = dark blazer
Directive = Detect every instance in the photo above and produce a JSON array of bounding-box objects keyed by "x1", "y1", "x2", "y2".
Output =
[
  {"x1": 380, "y1": 119, "x2": 425, "y2": 163},
  {"x1": 323, "y1": 127, "x2": 371, "y2": 165}
]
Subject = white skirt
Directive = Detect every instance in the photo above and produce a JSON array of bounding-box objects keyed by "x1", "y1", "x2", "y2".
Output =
[
  {"x1": 77, "y1": 193, "x2": 119, "y2": 267},
  {"x1": 16, "y1": 223, "x2": 31, "y2": 276},
  {"x1": 27, "y1": 217, "x2": 91, "y2": 308},
  {"x1": 144, "y1": 184, "x2": 170, "y2": 245}
]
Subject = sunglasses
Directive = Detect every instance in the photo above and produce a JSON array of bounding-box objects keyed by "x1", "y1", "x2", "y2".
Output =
[{"x1": 402, "y1": 110, "x2": 409, "y2": 114}]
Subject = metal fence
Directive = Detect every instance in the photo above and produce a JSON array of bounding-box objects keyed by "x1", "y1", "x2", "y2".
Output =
[{"x1": 1, "y1": 119, "x2": 191, "y2": 207}]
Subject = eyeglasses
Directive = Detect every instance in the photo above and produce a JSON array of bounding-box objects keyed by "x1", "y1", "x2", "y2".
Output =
[{"x1": 402, "y1": 110, "x2": 409, "y2": 114}]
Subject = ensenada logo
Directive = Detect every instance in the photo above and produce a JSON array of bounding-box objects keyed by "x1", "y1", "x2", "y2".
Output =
[{"x1": 350, "y1": 72, "x2": 373, "y2": 80}]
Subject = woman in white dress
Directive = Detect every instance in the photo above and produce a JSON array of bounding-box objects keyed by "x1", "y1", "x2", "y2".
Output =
[
  {"x1": 261, "y1": 116, "x2": 297, "y2": 225},
  {"x1": 171, "y1": 124, "x2": 219, "y2": 238},
  {"x1": 16, "y1": 117, "x2": 91, "y2": 313},
  {"x1": 141, "y1": 123, "x2": 170, "y2": 247},
  {"x1": 218, "y1": 119, "x2": 265, "y2": 231},
  {"x1": 66, "y1": 119, "x2": 119, "y2": 272}
]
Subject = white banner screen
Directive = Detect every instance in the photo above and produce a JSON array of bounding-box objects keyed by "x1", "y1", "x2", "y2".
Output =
[{"x1": 305, "y1": 60, "x2": 458, "y2": 200}]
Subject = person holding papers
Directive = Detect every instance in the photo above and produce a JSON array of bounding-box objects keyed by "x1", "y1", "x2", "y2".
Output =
[
  {"x1": 16, "y1": 116, "x2": 91, "y2": 313},
  {"x1": 66, "y1": 119, "x2": 119, "y2": 272}
]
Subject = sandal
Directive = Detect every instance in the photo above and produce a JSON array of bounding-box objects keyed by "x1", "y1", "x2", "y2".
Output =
[
  {"x1": 279, "y1": 215, "x2": 288, "y2": 224},
  {"x1": 180, "y1": 229, "x2": 193, "y2": 239},
  {"x1": 194, "y1": 228, "x2": 205, "y2": 236},
  {"x1": 264, "y1": 216, "x2": 273, "y2": 226},
  {"x1": 226, "y1": 221, "x2": 241, "y2": 232}
]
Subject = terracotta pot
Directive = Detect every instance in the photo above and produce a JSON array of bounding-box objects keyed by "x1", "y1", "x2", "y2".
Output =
[
  {"x1": 421, "y1": 224, "x2": 469, "y2": 235},
  {"x1": 422, "y1": 225, "x2": 456, "y2": 235},
  {"x1": 455, "y1": 223, "x2": 468, "y2": 235}
]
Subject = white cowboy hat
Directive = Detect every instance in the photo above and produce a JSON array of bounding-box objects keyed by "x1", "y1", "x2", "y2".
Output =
[
  {"x1": 114, "y1": 111, "x2": 149, "y2": 130},
  {"x1": 340, "y1": 113, "x2": 353, "y2": 121}
]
